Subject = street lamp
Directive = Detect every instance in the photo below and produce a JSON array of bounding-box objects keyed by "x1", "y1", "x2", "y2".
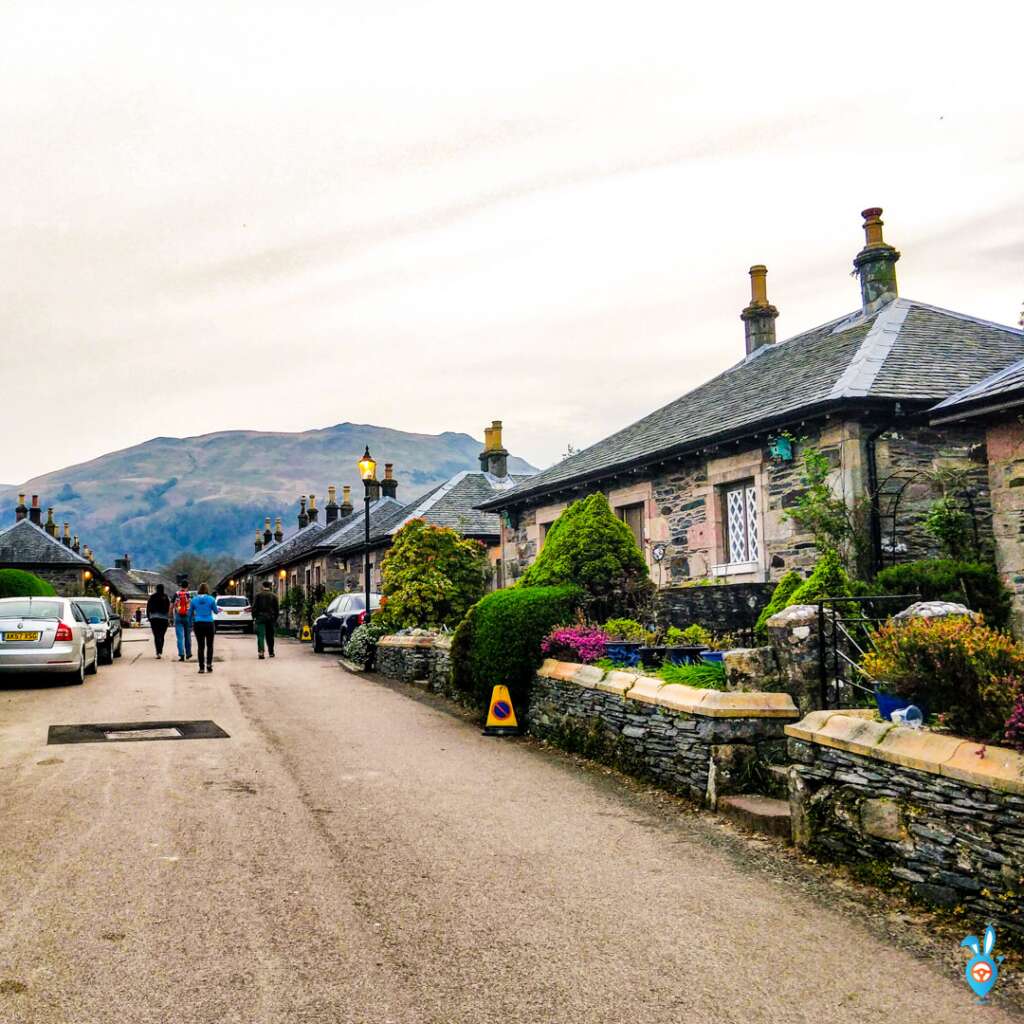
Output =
[{"x1": 358, "y1": 446, "x2": 377, "y2": 623}]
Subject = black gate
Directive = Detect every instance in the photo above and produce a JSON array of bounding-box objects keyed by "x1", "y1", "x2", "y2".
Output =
[{"x1": 817, "y1": 594, "x2": 919, "y2": 709}]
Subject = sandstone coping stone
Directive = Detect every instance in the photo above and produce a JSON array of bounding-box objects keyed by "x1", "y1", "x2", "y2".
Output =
[
  {"x1": 378, "y1": 634, "x2": 437, "y2": 649},
  {"x1": 766, "y1": 603, "x2": 819, "y2": 628},
  {"x1": 597, "y1": 671, "x2": 638, "y2": 696},
  {"x1": 572, "y1": 664, "x2": 605, "y2": 689},
  {"x1": 432, "y1": 635, "x2": 452, "y2": 651},
  {"x1": 786, "y1": 711, "x2": 1024, "y2": 796},
  {"x1": 538, "y1": 658, "x2": 562, "y2": 679},
  {"x1": 625, "y1": 676, "x2": 666, "y2": 706},
  {"x1": 892, "y1": 600, "x2": 976, "y2": 621}
]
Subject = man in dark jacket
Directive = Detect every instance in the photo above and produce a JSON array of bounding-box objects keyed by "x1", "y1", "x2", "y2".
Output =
[
  {"x1": 146, "y1": 584, "x2": 171, "y2": 659},
  {"x1": 253, "y1": 581, "x2": 279, "y2": 660}
]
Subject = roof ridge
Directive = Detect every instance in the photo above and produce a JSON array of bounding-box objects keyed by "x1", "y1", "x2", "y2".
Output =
[
  {"x1": 828, "y1": 299, "x2": 911, "y2": 399},
  {"x1": 392, "y1": 471, "x2": 472, "y2": 532},
  {"x1": 933, "y1": 353, "x2": 1024, "y2": 411},
  {"x1": 0, "y1": 517, "x2": 90, "y2": 563}
]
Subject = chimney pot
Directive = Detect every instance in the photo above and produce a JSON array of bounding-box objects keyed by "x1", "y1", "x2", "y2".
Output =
[
  {"x1": 741, "y1": 265, "x2": 779, "y2": 355},
  {"x1": 853, "y1": 206, "x2": 899, "y2": 315},
  {"x1": 307, "y1": 494, "x2": 319, "y2": 524},
  {"x1": 28, "y1": 494, "x2": 42, "y2": 526},
  {"x1": 381, "y1": 465, "x2": 398, "y2": 500},
  {"x1": 44, "y1": 508, "x2": 57, "y2": 536},
  {"x1": 15, "y1": 493, "x2": 27, "y2": 522},
  {"x1": 62, "y1": 523, "x2": 71, "y2": 546},
  {"x1": 274, "y1": 517, "x2": 284, "y2": 543},
  {"x1": 481, "y1": 421, "x2": 510, "y2": 477}
]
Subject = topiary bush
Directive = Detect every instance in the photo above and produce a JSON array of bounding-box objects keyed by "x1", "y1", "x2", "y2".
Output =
[
  {"x1": 862, "y1": 616, "x2": 1024, "y2": 740},
  {"x1": 873, "y1": 559, "x2": 1010, "y2": 629},
  {"x1": 754, "y1": 570, "x2": 803, "y2": 639},
  {"x1": 0, "y1": 569, "x2": 56, "y2": 599},
  {"x1": 519, "y1": 493, "x2": 652, "y2": 619},
  {"x1": 451, "y1": 584, "x2": 582, "y2": 712}
]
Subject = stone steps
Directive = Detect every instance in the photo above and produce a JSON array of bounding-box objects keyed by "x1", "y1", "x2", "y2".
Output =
[{"x1": 717, "y1": 794, "x2": 792, "y2": 841}]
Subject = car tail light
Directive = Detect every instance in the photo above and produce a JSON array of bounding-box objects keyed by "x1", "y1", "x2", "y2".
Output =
[
  {"x1": 55, "y1": 622, "x2": 73, "y2": 642},
  {"x1": 357, "y1": 610, "x2": 367, "y2": 625},
  {"x1": 244, "y1": 606, "x2": 251, "y2": 613}
]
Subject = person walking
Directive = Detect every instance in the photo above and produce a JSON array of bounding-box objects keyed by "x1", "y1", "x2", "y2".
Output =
[
  {"x1": 253, "y1": 580, "x2": 279, "y2": 660},
  {"x1": 146, "y1": 583, "x2": 171, "y2": 659},
  {"x1": 173, "y1": 582, "x2": 193, "y2": 661},
  {"x1": 191, "y1": 582, "x2": 217, "y2": 674}
]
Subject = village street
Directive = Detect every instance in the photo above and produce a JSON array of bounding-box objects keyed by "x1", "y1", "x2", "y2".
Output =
[{"x1": 0, "y1": 634, "x2": 1016, "y2": 1024}]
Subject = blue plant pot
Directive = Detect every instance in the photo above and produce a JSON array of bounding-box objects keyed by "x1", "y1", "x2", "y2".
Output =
[
  {"x1": 605, "y1": 642, "x2": 642, "y2": 667},
  {"x1": 874, "y1": 686, "x2": 929, "y2": 722},
  {"x1": 700, "y1": 650, "x2": 725, "y2": 664}
]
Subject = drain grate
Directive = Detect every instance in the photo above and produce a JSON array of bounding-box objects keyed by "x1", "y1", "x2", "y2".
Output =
[{"x1": 47, "y1": 720, "x2": 230, "y2": 744}]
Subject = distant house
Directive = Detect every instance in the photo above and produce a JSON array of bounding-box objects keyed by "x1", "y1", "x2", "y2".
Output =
[
  {"x1": 103, "y1": 555, "x2": 176, "y2": 623},
  {"x1": 0, "y1": 493, "x2": 109, "y2": 595},
  {"x1": 932, "y1": 357, "x2": 1024, "y2": 632},
  {"x1": 478, "y1": 210, "x2": 1024, "y2": 590}
]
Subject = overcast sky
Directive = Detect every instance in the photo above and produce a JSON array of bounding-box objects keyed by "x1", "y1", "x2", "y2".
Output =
[{"x1": 3, "y1": 1, "x2": 1022, "y2": 484}]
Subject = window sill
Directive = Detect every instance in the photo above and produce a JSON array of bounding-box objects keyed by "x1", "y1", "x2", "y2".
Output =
[{"x1": 711, "y1": 561, "x2": 760, "y2": 577}]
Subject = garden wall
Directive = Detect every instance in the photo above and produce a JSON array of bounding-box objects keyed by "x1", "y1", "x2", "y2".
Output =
[
  {"x1": 787, "y1": 710, "x2": 1024, "y2": 934},
  {"x1": 528, "y1": 660, "x2": 799, "y2": 806},
  {"x1": 656, "y1": 582, "x2": 774, "y2": 640}
]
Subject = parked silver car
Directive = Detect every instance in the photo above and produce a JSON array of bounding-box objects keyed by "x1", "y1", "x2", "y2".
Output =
[
  {"x1": 0, "y1": 597, "x2": 99, "y2": 684},
  {"x1": 74, "y1": 597, "x2": 123, "y2": 664}
]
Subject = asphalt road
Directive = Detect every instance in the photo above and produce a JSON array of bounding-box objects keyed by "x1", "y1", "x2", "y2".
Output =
[{"x1": 0, "y1": 631, "x2": 1017, "y2": 1023}]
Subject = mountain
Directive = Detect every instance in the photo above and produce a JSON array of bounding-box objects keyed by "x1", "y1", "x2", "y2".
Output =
[{"x1": 0, "y1": 424, "x2": 536, "y2": 568}]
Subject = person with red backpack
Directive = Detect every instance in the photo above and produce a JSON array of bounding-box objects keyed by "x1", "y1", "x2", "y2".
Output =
[{"x1": 172, "y1": 582, "x2": 193, "y2": 661}]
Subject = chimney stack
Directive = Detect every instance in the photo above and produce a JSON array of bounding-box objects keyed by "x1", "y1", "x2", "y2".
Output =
[
  {"x1": 325, "y1": 485, "x2": 339, "y2": 525},
  {"x1": 340, "y1": 485, "x2": 354, "y2": 519},
  {"x1": 28, "y1": 495, "x2": 42, "y2": 526},
  {"x1": 263, "y1": 517, "x2": 273, "y2": 546},
  {"x1": 479, "y1": 420, "x2": 509, "y2": 477},
  {"x1": 62, "y1": 523, "x2": 71, "y2": 546},
  {"x1": 381, "y1": 464, "x2": 398, "y2": 500},
  {"x1": 114, "y1": 553, "x2": 131, "y2": 569},
  {"x1": 255, "y1": 528, "x2": 263, "y2": 553},
  {"x1": 741, "y1": 265, "x2": 779, "y2": 356},
  {"x1": 854, "y1": 207, "x2": 899, "y2": 316},
  {"x1": 274, "y1": 517, "x2": 284, "y2": 543},
  {"x1": 44, "y1": 508, "x2": 57, "y2": 537},
  {"x1": 72, "y1": 534, "x2": 80, "y2": 553},
  {"x1": 307, "y1": 494, "x2": 319, "y2": 524},
  {"x1": 15, "y1": 493, "x2": 27, "y2": 522},
  {"x1": 297, "y1": 495, "x2": 308, "y2": 529}
]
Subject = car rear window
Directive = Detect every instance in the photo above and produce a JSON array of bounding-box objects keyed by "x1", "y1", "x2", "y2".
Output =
[
  {"x1": 0, "y1": 600, "x2": 63, "y2": 619},
  {"x1": 216, "y1": 597, "x2": 249, "y2": 607},
  {"x1": 75, "y1": 602, "x2": 107, "y2": 623}
]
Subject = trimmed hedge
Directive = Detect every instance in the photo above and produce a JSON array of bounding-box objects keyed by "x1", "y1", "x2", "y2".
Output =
[
  {"x1": 0, "y1": 569, "x2": 56, "y2": 599},
  {"x1": 451, "y1": 584, "x2": 582, "y2": 712},
  {"x1": 873, "y1": 559, "x2": 1010, "y2": 628}
]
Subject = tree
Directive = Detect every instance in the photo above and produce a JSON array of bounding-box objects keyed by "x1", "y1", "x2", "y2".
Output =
[
  {"x1": 162, "y1": 552, "x2": 237, "y2": 588},
  {"x1": 379, "y1": 519, "x2": 489, "y2": 629},
  {"x1": 519, "y1": 492, "x2": 652, "y2": 619}
]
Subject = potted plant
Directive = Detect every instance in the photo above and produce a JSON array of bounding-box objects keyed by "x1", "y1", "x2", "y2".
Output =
[{"x1": 600, "y1": 618, "x2": 650, "y2": 667}]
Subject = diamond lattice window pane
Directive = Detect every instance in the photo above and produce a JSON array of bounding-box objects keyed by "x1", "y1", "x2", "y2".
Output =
[
  {"x1": 727, "y1": 488, "x2": 747, "y2": 563},
  {"x1": 746, "y1": 486, "x2": 760, "y2": 563}
]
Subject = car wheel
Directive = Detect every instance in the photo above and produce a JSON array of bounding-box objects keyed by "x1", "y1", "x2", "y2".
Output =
[
  {"x1": 99, "y1": 642, "x2": 113, "y2": 666},
  {"x1": 69, "y1": 653, "x2": 86, "y2": 685},
  {"x1": 86, "y1": 649, "x2": 98, "y2": 675},
  {"x1": 313, "y1": 632, "x2": 324, "y2": 654},
  {"x1": 113, "y1": 636, "x2": 122, "y2": 658}
]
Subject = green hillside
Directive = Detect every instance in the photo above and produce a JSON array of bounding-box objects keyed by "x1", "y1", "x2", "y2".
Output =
[{"x1": 0, "y1": 423, "x2": 535, "y2": 567}]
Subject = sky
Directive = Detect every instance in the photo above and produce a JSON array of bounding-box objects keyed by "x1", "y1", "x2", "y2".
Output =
[{"x1": 2, "y1": 1, "x2": 1023, "y2": 485}]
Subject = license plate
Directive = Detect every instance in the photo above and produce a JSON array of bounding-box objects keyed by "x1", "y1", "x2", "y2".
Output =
[
  {"x1": 4, "y1": 631, "x2": 40, "y2": 642},
  {"x1": 227, "y1": 610, "x2": 240, "y2": 615}
]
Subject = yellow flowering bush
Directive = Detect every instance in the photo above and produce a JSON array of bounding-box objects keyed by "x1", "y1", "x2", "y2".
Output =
[{"x1": 862, "y1": 616, "x2": 1024, "y2": 740}]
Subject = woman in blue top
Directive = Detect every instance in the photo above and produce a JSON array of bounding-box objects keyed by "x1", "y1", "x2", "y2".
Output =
[{"x1": 190, "y1": 582, "x2": 218, "y2": 673}]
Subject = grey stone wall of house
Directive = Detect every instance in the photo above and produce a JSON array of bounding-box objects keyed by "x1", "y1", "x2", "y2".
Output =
[
  {"x1": 656, "y1": 583, "x2": 774, "y2": 638},
  {"x1": 527, "y1": 674, "x2": 793, "y2": 806},
  {"x1": 788, "y1": 737, "x2": 1023, "y2": 935},
  {"x1": 11, "y1": 565, "x2": 90, "y2": 594}
]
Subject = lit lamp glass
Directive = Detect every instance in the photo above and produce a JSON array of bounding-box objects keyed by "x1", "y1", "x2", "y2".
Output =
[
  {"x1": 83, "y1": 570, "x2": 92, "y2": 581},
  {"x1": 279, "y1": 569, "x2": 287, "y2": 580},
  {"x1": 358, "y1": 446, "x2": 377, "y2": 481}
]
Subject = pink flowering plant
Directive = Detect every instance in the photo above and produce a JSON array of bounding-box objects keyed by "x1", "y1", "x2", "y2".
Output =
[
  {"x1": 1005, "y1": 693, "x2": 1024, "y2": 751},
  {"x1": 541, "y1": 625, "x2": 607, "y2": 664}
]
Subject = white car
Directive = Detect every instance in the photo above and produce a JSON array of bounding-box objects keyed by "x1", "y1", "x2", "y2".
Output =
[
  {"x1": 214, "y1": 595, "x2": 253, "y2": 633},
  {"x1": 0, "y1": 596, "x2": 99, "y2": 684}
]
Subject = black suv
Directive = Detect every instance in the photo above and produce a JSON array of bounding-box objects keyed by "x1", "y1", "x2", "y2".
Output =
[{"x1": 313, "y1": 593, "x2": 382, "y2": 653}]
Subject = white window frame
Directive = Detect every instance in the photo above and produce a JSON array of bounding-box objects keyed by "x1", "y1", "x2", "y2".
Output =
[{"x1": 715, "y1": 481, "x2": 760, "y2": 574}]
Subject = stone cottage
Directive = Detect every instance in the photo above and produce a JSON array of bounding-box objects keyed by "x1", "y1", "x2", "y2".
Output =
[
  {"x1": 478, "y1": 210, "x2": 1024, "y2": 596},
  {"x1": 932, "y1": 356, "x2": 1024, "y2": 632}
]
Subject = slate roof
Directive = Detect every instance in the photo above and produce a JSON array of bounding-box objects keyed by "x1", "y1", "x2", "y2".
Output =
[
  {"x1": 330, "y1": 500, "x2": 421, "y2": 557},
  {"x1": 478, "y1": 297, "x2": 1024, "y2": 510},
  {"x1": 0, "y1": 519, "x2": 92, "y2": 565},
  {"x1": 385, "y1": 472, "x2": 531, "y2": 538},
  {"x1": 104, "y1": 567, "x2": 176, "y2": 600},
  {"x1": 254, "y1": 521, "x2": 324, "y2": 571},
  {"x1": 931, "y1": 356, "x2": 1024, "y2": 422}
]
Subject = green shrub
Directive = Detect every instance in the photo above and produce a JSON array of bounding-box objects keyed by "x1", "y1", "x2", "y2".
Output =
[
  {"x1": 665, "y1": 623, "x2": 714, "y2": 648},
  {"x1": 379, "y1": 519, "x2": 489, "y2": 629},
  {"x1": 601, "y1": 617, "x2": 649, "y2": 642},
  {"x1": 754, "y1": 570, "x2": 803, "y2": 639},
  {"x1": 873, "y1": 559, "x2": 1010, "y2": 629},
  {"x1": 862, "y1": 616, "x2": 1024, "y2": 740},
  {"x1": 0, "y1": 569, "x2": 56, "y2": 599},
  {"x1": 519, "y1": 493, "x2": 652, "y2": 619},
  {"x1": 451, "y1": 584, "x2": 582, "y2": 711},
  {"x1": 789, "y1": 550, "x2": 854, "y2": 606},
  {"x1": 343, "y1": 619, "x2": 391, "y2": 670}
]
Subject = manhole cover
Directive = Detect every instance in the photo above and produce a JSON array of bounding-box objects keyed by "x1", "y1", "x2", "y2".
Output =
[{"x1": 47, "y1": 721, "x2": 230, "y2": 744}]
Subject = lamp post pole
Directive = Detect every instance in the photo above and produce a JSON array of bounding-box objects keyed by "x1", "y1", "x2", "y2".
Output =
[{"x1": 358, "y1": 446, "x2": 378, "y2": 626}]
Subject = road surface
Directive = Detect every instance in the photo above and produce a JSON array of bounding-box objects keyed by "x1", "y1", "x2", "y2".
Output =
[{"x1": 0, "y1": 631, "x2": 1016, "y2": 1023}]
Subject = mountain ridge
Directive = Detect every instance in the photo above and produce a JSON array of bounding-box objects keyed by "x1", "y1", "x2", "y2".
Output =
[{"x1": 0, "y1": 423, "x2": 536, "y2": 567}]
